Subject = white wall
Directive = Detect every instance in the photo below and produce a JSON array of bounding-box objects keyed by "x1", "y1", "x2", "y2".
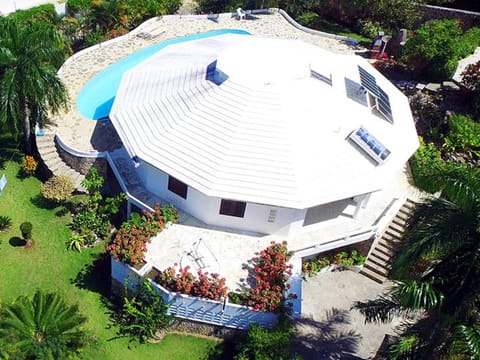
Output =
[{"x1": 137, "y1": 161, "x2": 305, "y2": 236}]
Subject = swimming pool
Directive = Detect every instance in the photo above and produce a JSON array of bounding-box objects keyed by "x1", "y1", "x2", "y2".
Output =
[{"x1": 77, "y1": 29, "x2": 250, "y2": 120}]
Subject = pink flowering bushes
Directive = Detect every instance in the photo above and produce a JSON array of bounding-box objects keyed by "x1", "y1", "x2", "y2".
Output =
[
  {"x1": 155, "y1": 266, "x2": 227, "y2": 301},
  {"x1": 246, "y1": 241, "x2": 295, "y2": 313},
  {"x1": 107, "y1": 204, "x2": 164, "y2": 265}
]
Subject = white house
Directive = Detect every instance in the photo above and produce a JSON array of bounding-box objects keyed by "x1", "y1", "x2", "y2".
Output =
[{"x1": 110, "y1": 34, "x2": 419, "y2": 236}]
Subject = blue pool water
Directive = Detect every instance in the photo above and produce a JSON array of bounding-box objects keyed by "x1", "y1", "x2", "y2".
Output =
[{"x1": 77, "y1": 29, "x2": 250, "y2": 120}]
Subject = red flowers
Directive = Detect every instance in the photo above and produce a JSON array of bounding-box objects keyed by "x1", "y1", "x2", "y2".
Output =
[
  {"x1": 247, "y1": 241, "x2": 294, "y2": 313},
  {"x1": 107, "y1": 204, "x2": 166, "y2": 265},
  {"x1": 155, "y1": 266, "x2": 227, "y2": 301}
]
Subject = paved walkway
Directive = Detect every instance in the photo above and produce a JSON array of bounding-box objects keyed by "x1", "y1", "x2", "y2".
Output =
[
  {"x1": 49, "y1": 11, "x2": 357, "y2": 153},
  {"x1": 294, "y1": 271, "x2": 400, "y2": 359}
]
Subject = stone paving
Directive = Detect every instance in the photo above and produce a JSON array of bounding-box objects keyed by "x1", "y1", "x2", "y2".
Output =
[
  {"x1": 50, "y1": 11, "x2": 358, "y2": 153},
  {"x1": 293, "y1": 271, "x2": 401, "y2": 360}
]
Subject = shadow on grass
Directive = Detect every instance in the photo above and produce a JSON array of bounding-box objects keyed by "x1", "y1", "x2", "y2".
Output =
[
  {"x1": 71, "y1": 252, "x2": 112, "y2": 297},
  {"x1": 9, "y1": 237, "x2": 26, "y2": 247},
  {"x1": 30, "y1": 194, "x2": 59, "y2": 210}
]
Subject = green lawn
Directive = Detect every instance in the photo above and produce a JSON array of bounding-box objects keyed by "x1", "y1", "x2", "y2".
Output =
[
  {"x1": 0, "y1": 139, "x2": 218, "y2": 358},
  {"x1": 314, "y1": 18, "x2": 371, "y2": 48}
]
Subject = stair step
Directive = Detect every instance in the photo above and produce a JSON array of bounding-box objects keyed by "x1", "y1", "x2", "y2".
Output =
[
  {"x1": 42, "y1": 151, "x2": 60, "y2": 162},
  {"x1": 398, "y1": 207, "x2": 413, "y2": 217},
  {"x1": 404, "y1": 199, "x2": 418, "y2": 208},
  {"x1": 385, "y1": 228, "x2": 403, "y2": 239},
  {"x1": 377, "y1": 240, "x2": 396, "y2": 253},
  {"x1": 391, "y1": 216, "x2": 407, "y2": 227},
  {"x1": 382, "y1": 233, "x2": 403, "y2": 244},
  {"x1": 370, "y1": 249, "x2": 390, "y2": 262},
  {"x1": 363, "y1": 263, "x2": 389, "y2": 277},
  {"x1": 388, "y1": 221, "x2": 405, "y2": 235},
  {"x1": 368, "y1": 254, "x2": 391, "y2": 268},
  {"x1": 359, "y1": 266, "x2": 386, "y2": 284}
]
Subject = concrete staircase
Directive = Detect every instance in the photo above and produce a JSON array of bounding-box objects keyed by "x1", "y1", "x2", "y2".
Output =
[
  {"x1": 36, "y1": 132, "x2": 86, "y2": 192},
  {"x1": 360, "y1": 198, "x2": 417, "y2": 283}
]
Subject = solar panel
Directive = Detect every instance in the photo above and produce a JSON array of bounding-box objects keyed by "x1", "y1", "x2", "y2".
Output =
[
  {"x1": 206, "y1": 61, "x2": 228, "y2": 85},
  {"x1": 344, "y1": 78, "x2": 368, "y2": 107},
  {"x1": 350, "y1": 127, "x2": 390, "y2": 164},
  {"x1": 358, "y1": 66, "x2": 378, "y2": 96},
  {"x1": 377, "y1": 87, "x2": 394, "y2": 123}
]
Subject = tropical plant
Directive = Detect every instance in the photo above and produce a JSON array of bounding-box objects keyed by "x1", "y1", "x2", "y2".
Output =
[
  {"x1": 353, "y1": 164, "x2": 480, "y2": 359},
  {"x1": 41, "y1": 175, "x2": 75, "y2": 203},
  {"x1": 234, "y1": 315, "x2": 300, "y2": 360},
  {"x1": 0, "y1": 215, "x2": 12, "y2": 232},
  {"x1": 159, "y1": 203, "x2": 179, "y2": 224},
  {"x1": 20, "y1": 155, "x2": 38, "y2": 177},
  {"x1": 0, "y1": 290, "x2": 88, "y2": 359},
  {"x1": 81, "y1": 166, "x2": 104, "y2": 194},
  {"x1": 117, "y1": 278, "x2": 172, "y2": 342},
  {"x1": 0, "y1": 18, "x2": 68, "y2": 153},
  {"x1": 66, "y1": 232, "x2": 87, "y2": 251}
]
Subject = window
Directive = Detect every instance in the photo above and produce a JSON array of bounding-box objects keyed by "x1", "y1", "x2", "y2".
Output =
[
  {"x1": 349, "y1": 127, "x2": 390, "y2": 164},
  {"x1": 219, "y1": 199, "x2": 246, "y2": 218},
  {"x1": 168, "y1": 176, "x2": 188, "y2": 199}
]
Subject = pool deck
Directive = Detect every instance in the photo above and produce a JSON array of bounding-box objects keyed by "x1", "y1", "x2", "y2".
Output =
[{"x1": 50, "y1": 11, "x2": 357, "y2": 153}]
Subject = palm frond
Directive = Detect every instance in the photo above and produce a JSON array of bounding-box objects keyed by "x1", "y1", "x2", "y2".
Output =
[{"x1": 450, "y1": 323, "x2": 480, "y2": 359}]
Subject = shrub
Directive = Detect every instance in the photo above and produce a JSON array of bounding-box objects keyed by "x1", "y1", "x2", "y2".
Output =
[
  {"x1": 159, "y1": 204, "x2": 179, "y2": 224},
  {"x1": 302, "y1": 250, "x2": 366, "y2": 277},
  {"x1": 247, "y1": 241, "x2": 294, "y2": 313},
  {"x1": 355, "y1": 19, "x2": 382, "y2": 39},
  {"x1": 155, "y1": 266, "x2": 227, "y2": 301},
  {"x1": 443, "y1": 113, "x2": 480, "y2": 158},
  {"x1": 41, "y1": 175, "x2": 75, "y2": 203},
  {"x1": 20, "y1": 155, "x2": 37, "y2": 177},
  {"x1": 107, "y1": 205, "x2": 164, "y2": 265},
  {"x1": 234, "y1": 316, "x2": 299, "y2": 360},
  {"x1": 0, "y1": 215, "x2": 12, "y2": 232},
  {"x1": 20, "y1": 222, "x2": 33, "y2": 239},
  {"x1": 402, "y1": 20, "x2": 479, "y2": 81},
  {"x1": 410, "y1": 137, "x2": 448, "y2": 193},
  {"x1": 409, "y1": 92, "x2": 444, "y2": 138},
  {"x1": 461, "y1": 60, "x2": 480, "y2": 116},
  {"x1": 117, "y1": 278, "x2": 172, "y2": 343},
  {"x1": 81, "y1": 167, "x2": 104, "y2": 194},
  {"x1": 66, "y1": 233, "x2": 86, "y2": 252}
]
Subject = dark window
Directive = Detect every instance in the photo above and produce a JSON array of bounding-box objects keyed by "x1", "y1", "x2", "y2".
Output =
[
  {"x1": 219, "y1": 199, "x2": 246, "y2": 218},
  {"x1": 168, "y1": 176, "x2": 188, "y2": 199}
]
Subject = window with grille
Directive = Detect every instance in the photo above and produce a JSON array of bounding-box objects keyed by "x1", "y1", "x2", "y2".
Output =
[
  {"x1": 168, "y1": 176, "x2": 188, "y2": 199},
  {"x1": 219, "y1": 199, "x2": 246, "y2": 218}
]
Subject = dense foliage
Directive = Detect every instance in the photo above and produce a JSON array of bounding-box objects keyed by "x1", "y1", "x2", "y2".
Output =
[
  {"x1": 117, "y1": 278, "x2": 172, "y2": 342},
  {"x1": 107, "y1": 204, "x2": 165, "y2": 265},
  {"x1": 65, "y1": 0, "x2": 181, "y2": 49},
  {"x1": 41, "y1": 175, "x2": 75, "y2": 203},
  {"x1": 403, "y1": 20, "x2": 480, "y2": 81},
  {"x1": 234, "y1": 316, "x2": 300, "y2": 360},
  {"x1": 247, "y1": 241, "x2": 294, "y2": 313},
  {"x1": 302, "y1": 250, "x2": 366, "y2": 277},
  {"x1": 69, "y1": 167, "x2": 126, "y2": 248},
  {"x1": 0, "y1": 290, "x2": 88, "y2": 359},
  {"x1": 155, "y1": 266, "x2": 227, "y2": 300},
  {"x1": 0, "y1": 18, "x2": 68, "y2": 153},
  {"x1": 354, "y1": 164, "x2": 480, "y2": 359}
]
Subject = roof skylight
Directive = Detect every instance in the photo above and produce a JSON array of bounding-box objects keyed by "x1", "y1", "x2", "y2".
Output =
[{"x1": 349, "y1": 127, "x2": 390, "y2": 165}]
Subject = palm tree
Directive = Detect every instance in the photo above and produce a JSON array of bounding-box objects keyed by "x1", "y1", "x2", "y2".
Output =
[
  {"x1": 0, "y1": 290, "x2": 88, "y2": 359},
  {"x1": 354, "y1": 164, "x2": 480, "y2": 359},
  {"x1": 0, "y1": 18, "x2": 68, "y2": 154}
]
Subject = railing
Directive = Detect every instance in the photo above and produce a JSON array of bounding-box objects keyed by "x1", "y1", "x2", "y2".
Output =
[
  {"x1": 111, "y1": 259, "x2": 278, "y2": 330},
  {"x1": 292, "y1": 228, "x2": 377, "y2": 259}
]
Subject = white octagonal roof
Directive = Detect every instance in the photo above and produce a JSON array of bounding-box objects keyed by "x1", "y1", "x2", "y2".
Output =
[{"x1": 110, "y1": 34, "x2": 418, "y2": 209}]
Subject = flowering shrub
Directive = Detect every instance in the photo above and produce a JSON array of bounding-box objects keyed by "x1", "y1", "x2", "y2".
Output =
[
  {"x1": 155, "y1": 266, "x2": 227, "y2": 301},
  {"x1": 21, "y1": 155, "x2": 37, "y2": 176},
  {"x1": 247, "y1": 241, "x2": 294, "y2": 313},
  {"x1": 107, "y1": 204, "x2": 164, "y2": 265}
]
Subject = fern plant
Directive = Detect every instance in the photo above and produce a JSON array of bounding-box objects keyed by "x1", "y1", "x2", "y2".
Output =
[{"x1": 0, "y1": 215, "x2": 12, "y2": 232}]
